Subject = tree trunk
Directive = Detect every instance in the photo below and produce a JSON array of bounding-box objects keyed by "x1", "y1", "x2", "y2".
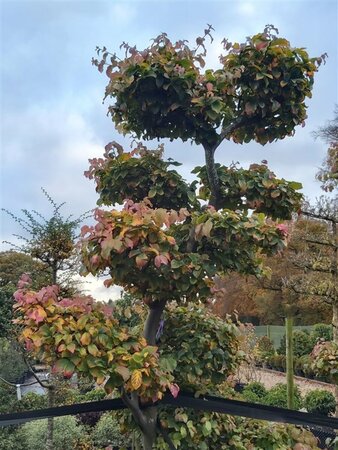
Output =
[
  {"x1": 46, "y1": 387, "x2": 55, "y2": 450},
  {"x1": 285, "y1": 314, "x2": 294, "y2": 409},
  {"x1": 333, "y1": 302, "x2": 338, "y2": 418},
  {"x1": 202, "y1": 143, "x2": 221, "y2": 209},
  {"x1": 123, "y1": 299, "x2": 167, "y2": 450},
  {"x1": 332, "y1": 221, "x2": 338, "y2": 418},
  {"x1": 142, "y1": 299, "x2": 166, "y2": 449}
]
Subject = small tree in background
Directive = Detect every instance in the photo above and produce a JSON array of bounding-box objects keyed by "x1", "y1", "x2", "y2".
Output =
[
  {"x1": 13, "y1": 26, "x2": 325, "y2": 449},
  {"x1": 2, "y1": 189, "x2": 89, "y2": 450}
]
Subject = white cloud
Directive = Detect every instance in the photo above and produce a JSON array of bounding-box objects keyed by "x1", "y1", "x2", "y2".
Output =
[
  {"x1": 75, "y1": 273, "x2": 123, "y2": 302},
  {"x1": 237, "y1": 2, "x2": 255, "y2": 17}
]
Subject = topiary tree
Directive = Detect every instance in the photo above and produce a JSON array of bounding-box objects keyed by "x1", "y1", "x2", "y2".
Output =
[{"x1": 13, "y1": 26, "x2": 324, "y2": 449}]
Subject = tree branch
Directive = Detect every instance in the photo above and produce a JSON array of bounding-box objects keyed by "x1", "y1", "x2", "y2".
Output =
[
  {"x1": 215, "y1": 116, "x2": 247, "y2": 151},
  {"x1": 121, "y1": 390, "x2": 147, "y2": 431},
  {"x1": 304, "y1": 238, "x2": 336, "y2": 248},
  {"x1": 301, "y1": 210, "x2": 337, "y2": 224},
  {"x1": 22, "y1": 355, "x2": 50, "y2": 389}
]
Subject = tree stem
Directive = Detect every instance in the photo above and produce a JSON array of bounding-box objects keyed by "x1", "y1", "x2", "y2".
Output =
[
  {"x1": 123, "y1": 299, "x2": 167, "y2": 449},
  {"x1": 285, "y1": 313, "x2": 294, "y2": 410},
  {"x1": 203, "y1": 143, "x2": 221, "y2": 209},
  {"x1": 46, "y1": 386, "x2": 55, "y2": 450}
]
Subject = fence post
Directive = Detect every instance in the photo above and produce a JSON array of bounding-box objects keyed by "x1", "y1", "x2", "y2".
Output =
[{"x1": 285, "y1": 313, "x2": 294, "y2": 409}]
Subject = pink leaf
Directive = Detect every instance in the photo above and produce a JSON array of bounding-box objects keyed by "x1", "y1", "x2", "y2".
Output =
[
  {"x1": 169, "y1": 383, "x2": 180, "y2": 398},
  {"x1": 154, "y1": 255, "x2": 169, "y2": 268},
  {"x1": 276, "y1": 223, "x2": 288, "y2": 237}
]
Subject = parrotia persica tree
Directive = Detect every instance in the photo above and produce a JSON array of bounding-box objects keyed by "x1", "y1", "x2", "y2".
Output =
[{"x1": 14, "y1": 26, "x2": 324, "y2": 449}]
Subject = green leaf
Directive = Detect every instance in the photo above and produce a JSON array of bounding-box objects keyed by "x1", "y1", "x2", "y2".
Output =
[
  {"x1": 54, "y1": 358, "x2": 75, "y2": 373},
  {"x1": 88, "y1": 344, "x2": 99, "y2": 356},
  {"x1": 288, "y1": 181, "x2": 303, "y2": 190},
  {"x1": 171, "y1": 259, "x2": 184, "y2": 269},
  {"x1": 210, "y1": 99, "x2": 223, "y2": 114}
]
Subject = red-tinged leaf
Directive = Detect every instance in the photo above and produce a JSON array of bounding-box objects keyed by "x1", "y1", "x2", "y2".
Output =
[
  {"x1": 136, "y1": 254, "x2": 149, "y2": 269},
  {"x1": 81, "y1": 225, "x2": 92, "y2": 236},
  {"x1": 54, "y1": 358, "x2": 75, "y2": 374},
  {"x1": 154, "y1": 254, "x2": 169, "y2": 268},
  {"x1": 256, "y1": 41, "x2": 269, "y2": 51},
  {"x1": 206, "y1": 82, "x2": 213, "y2": 92},
  {"x1": 167, "y1": 236, "x2": 176, "y2": 246},
  {"x1": 103, "y1": 279, "x2": 114, "y2": 288},
  {"x1": 124, "y1": 237, "x2": 134, "y2": 249},
  {"x1": 57, "y1": 344, "x2": 66, "y2": 353},
  {"x1": 116, "y1": 365, "x2": 131, "y2": 381},
  {"x1": 27, "y1": 306, "x2": 47, "y2": 324},
  {"x1": 169, "y1": 383, "x2": 180, "y2": 398},
  {"x1": 101, "y1": 238, "x2": 114, "y2": 259},
  {"x1": 67, "y1": 343, "x2": 76, "y2": 354}
]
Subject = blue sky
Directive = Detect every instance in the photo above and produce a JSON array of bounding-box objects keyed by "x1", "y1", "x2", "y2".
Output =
[{"x1": 1, "y1": 0, "x2": 337, "y2": 299}]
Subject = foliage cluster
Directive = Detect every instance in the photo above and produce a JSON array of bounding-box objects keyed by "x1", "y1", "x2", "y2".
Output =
[
  {"x1": 243, "y1": 381, "x2": 303, "y2": 410},
  {"x1": 94, "y1": 25, "x2": 324, "y2": 147},
  {"x1": 13, "y1": 276, "x2": 173, "y2": 402},
  {"x1": 193, "y1": 162, "x2": 302, "y2": 219},
  {"x1": 310, "y1": 340, "x2": 338, "y2": 384},
  {"x1": 0, "y1": 338, "x2": 27, "y2": 383},
  {"x1": 304, "y1": 389, "x2": 336, "y2": 416},
  {"x1": 278, "y1": 330, "x2": 314, "y2": 357}
]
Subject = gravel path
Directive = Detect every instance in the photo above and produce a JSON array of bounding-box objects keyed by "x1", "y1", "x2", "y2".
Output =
[{"x1": 238, "y1": 367, "x2": 335, "y2": 396}]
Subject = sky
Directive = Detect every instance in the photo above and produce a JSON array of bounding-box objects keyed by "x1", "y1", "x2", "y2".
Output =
[{"x1": 0, "y1": 0, "x2": 337, "y2": 301}]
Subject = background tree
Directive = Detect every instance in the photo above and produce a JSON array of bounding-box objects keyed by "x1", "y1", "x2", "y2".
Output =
[
  {"x1": 2, "y1": 190, "x2": 89, "y2": 450},
  {"x1": 0, "y1": 251, "x2": 52, "y2": 338},
  {"x1": 211, "y1": 218, "x2": 332, "y2": 325},
  {"x1": 14, "y1": 26, "x2": 324, "y2": 449},
  {"x1": 314, "y1": 106, "x2": 338, "y2": 192}
]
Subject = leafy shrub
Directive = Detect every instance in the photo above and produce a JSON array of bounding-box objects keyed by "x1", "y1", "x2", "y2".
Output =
[
  {"x1": 278, "y1": 330, "x2": 313, "y2": 357},
  {"x1": 17, "y1": 392, "x2": 48, "y2": 411},
  {"x1": 18, "y1": 416, "x2": 88, "y2": 450},
  {"x1": 80, "y1": 387, "x2": 106, "y2": 402},
  {"x1": 311, "y1": 323, "x2": 333, "y2": 344},
  {"x1": 0, "y1": 426, "x2": 26, "y2": 450},
  {"x1": 311, "y1": 341, "x2": 338, "y2": 384},
  {"x1": 242, "y1": 381, "x2": 267, "y2": 404},
  {"x1": 0, "y1": 338, "x2": 27, "y2": 383},
  {"x1": 154, "y1": 408, "x2": 320, "y2": 449},
  {"x1": 266, "y1": 354, "x2": 286, "y2": 372},
  {"x1": 304, "y1": 389, "x2": 336, "y2": 416},
  {"x1": 264, "y1": 383, "x2": 303, "y2": 409},
  {"x1": 91, "y1": 412, "x2": 131, "y2": 449},
  {"x1": 255, "y1": 336, "x2": 275, "y2": 362},
  {"x1": 0, "y1": 383, "x2": 17, "y2": 413}
]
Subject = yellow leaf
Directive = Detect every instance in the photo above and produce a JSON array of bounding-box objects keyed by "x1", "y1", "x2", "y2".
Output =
[
  {"x1": 131, "y1": 370, "x2": 142, "y2": 390},
  {"x1": 80, "y1": 332, "x2": 91, "y2": 346}
]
